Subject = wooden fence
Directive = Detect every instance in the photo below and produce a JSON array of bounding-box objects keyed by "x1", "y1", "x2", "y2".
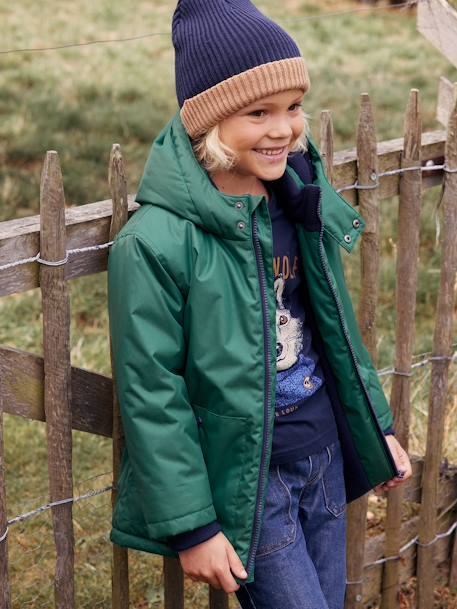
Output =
[{"x1": 0, "y1": 88, "x2": 456, "y2": 609}]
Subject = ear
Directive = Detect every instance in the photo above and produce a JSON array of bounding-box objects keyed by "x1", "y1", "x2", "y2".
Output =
[{"x1": 274, "y1": 276, "x2": 285, "y2": 308}]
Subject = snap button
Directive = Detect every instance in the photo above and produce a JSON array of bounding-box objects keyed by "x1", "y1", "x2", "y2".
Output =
[
  {"x1": 352, "y1": 218, "x2": 361, "y2": 228},
  {"x1": 235, "y1": 201, "x2": 244, "y2": 209},
  {"x1": 344, "y1": 234, "x2": 352, "y2": 243},
  {"x1": 237, "y1": 221, "x2": 246, "y2": 230}
]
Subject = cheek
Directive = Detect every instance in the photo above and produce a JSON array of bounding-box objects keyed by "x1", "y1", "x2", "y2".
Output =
[
  {"x1": 292, "y1": 116, "x2": 306, "y2": 139},
  {"x1": 219, "y1": 120, "x2": 259, "y2": 152}
]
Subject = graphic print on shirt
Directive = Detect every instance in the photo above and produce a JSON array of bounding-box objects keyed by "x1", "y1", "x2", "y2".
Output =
[{"x1": 274, "y1": 275, "x2": 323, "y2": 415}]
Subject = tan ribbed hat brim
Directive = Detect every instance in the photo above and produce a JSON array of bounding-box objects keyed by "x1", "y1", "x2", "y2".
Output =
[{"x1": 180, "y1": 57, "x2": 310, "y2": 138}]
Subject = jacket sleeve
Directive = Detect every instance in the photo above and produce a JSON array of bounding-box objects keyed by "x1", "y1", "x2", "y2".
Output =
[
  {"x1": 108, "y1": 232, "x2": 217, "y2": 540},
  {"x1": 168, "y1": 520, "x2": 222, "y2": 552}
]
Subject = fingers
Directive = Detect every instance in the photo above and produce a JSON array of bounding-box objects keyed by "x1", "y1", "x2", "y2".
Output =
[
  {"x1": 213, "y1": 564, "x2": 240, "y2": 593},
  {"x1": 397, "y1": 449, "x2": 412, "y2": 481},
  {"x1": 187, "y1": 566, "x2": 238, "y2": 593},
  {"x1": 179, "y1": 533, "x2": 244, "y2": 594},
  {"x1": 226, "y1": 541, "x2": 248, "y2": 581}
]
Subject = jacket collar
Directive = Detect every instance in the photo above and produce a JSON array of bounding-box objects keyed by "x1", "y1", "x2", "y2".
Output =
[{"x1": 135, "y1": 111, "x2": 365, "y2": 250}]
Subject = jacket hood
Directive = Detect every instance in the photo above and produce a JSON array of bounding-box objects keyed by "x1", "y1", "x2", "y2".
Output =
[{"x1": 135, "y1": 110, "x2": 365, "y2": 250}]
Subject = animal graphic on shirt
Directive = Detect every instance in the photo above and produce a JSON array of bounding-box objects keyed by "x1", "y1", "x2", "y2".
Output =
[{"x1": 274, "y1": 276, "x2": 323, "y2": 414}]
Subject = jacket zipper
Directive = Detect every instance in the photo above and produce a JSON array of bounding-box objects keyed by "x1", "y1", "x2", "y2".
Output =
[
  {"x1": 246, "y1": 209, "x2": 273, "y2": 577},
  {"x1": 315, "y1": 189, "x2": 398, "y2": 475}
]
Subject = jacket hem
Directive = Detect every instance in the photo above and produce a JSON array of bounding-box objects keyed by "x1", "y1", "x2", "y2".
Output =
[{"x1": 110, "y1": 527, "x2": 179, "y2": 558}]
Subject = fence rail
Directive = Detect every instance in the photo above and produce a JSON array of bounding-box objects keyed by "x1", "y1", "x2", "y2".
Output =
[{"x1": 0, "y1": 87, "x2": 456, "y2": 609}]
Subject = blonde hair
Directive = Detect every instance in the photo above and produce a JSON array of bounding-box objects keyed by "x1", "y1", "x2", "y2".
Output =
[{"x1": 192, "y1": 109, "x2": 312, "y2": 173}]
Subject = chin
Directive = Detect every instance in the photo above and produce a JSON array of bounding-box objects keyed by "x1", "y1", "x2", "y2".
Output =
[{"x1": 257, "y1": 165, "x2": 288, "y2": 181}]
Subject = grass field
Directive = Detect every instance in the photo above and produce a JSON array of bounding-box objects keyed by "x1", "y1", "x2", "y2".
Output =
[{"x1": 1, "y1": 0, "x2": 457, "y2": 607}]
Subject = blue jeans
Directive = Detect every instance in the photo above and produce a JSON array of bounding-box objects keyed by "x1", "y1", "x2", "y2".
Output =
[{"x1": 235, "y1": 440, "x2": 347, "y2": 609}]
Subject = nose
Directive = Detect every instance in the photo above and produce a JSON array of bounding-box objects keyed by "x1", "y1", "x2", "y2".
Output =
[{"x1": 268, "y1": 116, "x2": 293, "y2": 141}]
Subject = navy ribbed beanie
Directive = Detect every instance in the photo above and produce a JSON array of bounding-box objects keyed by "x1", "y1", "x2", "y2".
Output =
[{"x1": 172, "y1": 0, "x2": 310, "y2": 137}]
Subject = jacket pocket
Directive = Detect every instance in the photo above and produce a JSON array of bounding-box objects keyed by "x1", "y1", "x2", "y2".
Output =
[{"x1": 193, "y1": 404, "x2": 249, "y2": 531}]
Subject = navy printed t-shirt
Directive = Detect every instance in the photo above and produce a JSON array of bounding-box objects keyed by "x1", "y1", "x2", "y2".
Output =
[{"x1": 266, "y1": 182, "x2": 338, "y2": 466}]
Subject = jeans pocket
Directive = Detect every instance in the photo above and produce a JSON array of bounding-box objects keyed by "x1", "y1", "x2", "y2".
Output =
[
  {"x1": 322, "y1": 442, "x2": 347, "y2": 518},
  {"x1": 256, "y1": 465, "x2": 296, "y2": 558}
]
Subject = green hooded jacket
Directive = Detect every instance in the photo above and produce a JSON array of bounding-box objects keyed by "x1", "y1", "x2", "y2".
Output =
[{"x1": 107, "y1": 111, "x2": 397, "y2": 583}]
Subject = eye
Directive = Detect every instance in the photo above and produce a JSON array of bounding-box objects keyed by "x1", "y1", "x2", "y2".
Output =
[
  {"x1": 279, "y1": 315, "x2": 288, "y2": 325},
  {"x1": 289, "y1": 103, "x2": 302, "y2": 112},
  {"x1": 249, "y1": 109, "x2": 266, "y2": 118}
]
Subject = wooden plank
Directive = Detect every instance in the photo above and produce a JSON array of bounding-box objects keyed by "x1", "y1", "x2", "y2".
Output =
[
  {"x1": 0, "y1": 378, "x2": 11, "y2": 609},
  {"x1": 346, "y1": 93, "x2": 380, "y2": 609},
  {"x1": 164, "y1": 557, "x2": 184, "y2": 609},
  {"x1": 332, "y1": 130, "x2": 446, "y2": 206},
  {"x1": 417, "y1": 0, "x2": 457, "y2": 69},
  {"x1": 0, "y1": 134, "x2": 447, "y2": 298},
  {"x1": 382, "y1": 89, "x2": 422, "y2": 609},
  {"x1": 0, "y1": 346, "x2": 113, "y2": 437},
  {"x1": 417, "y1": 98, "x2": 457, "y2": 609},
  {"x1": 0, "y1": 196, "x2": 138, "y2": 298},
  {"x1": 437, "y1": 76, "x2": 457, "y2": 128},
  {"x1": 108, "y1": 144, "x2": 130, "y2": 609},
  {"x1": 39, "y1": 151, "x2": 75, "y2": 609},
  {"x1": 363, "y1": 508, "x2": 457, "y2": 606},
  {"x1": 366, "y1": 468, "x2": 457, "y2": 603}
]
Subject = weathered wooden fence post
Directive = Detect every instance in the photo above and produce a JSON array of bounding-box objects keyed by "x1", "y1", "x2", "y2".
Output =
[
  {"x1": 345, "y1": 92, "x2": 380, "y2": 609},
  {"x1": 209, "y1": 586, "x2": 229, "y2": 609},
  {"x1": 39, "y1": 151, "x2": 75, "y2": 609},
  {"x1": 381, "y1": 89, "x2": 422, "y2": 609},
  {"x1": 108, "y1": 144, "x2": 130, "y2": 609},
  {"x1": 417, "y1": 98, "x2": 457, "y2": 609},
  {"x1": 320, "y1": 110, "x2": 334, "y2": 184},
  {"x1": 0, "y1": 382, "x2": 11, "y2": 609},
  {"x1": 164, "y1": 556, "x2": 185, "y2": 609}
]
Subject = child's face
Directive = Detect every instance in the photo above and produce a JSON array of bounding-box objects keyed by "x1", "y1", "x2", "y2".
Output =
[{"x1": 218, "y1": 89, "x2": 305, "y2": 183}]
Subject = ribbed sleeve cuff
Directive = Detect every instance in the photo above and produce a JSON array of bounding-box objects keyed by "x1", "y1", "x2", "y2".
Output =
[
  {"x1": 383, "y1": 426, "x2": 396, "y2": 436},
  {"x1": 167, "y1": 521, "x2": 222, "y2": 552}
]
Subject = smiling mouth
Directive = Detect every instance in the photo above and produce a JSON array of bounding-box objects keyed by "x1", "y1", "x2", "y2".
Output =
[
  {"x1": 253, "y1": 146, "x2": 287, "y2": 156},
  {"x1": 252, "y1": 146, "x2": 290, "y2": 162}
]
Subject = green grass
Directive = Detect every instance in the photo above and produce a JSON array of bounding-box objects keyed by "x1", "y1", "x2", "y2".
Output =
[{"x1": 1, "y1": 0, "x2": 457, "y2": 607}]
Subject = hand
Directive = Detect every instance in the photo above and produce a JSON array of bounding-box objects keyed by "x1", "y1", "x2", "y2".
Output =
[
  {"x1": 178, "y1": 531, "x2": 248, "y2": 593},
  {"x1": 374, "y1": 435, "x2": 412, "y2": 495}
]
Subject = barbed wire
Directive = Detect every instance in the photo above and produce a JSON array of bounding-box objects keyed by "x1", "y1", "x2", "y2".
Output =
[
  {"x1": 336, "y1": 162, "x2": 457, "y2": 194},
  {"x1": 0, "y1": 0, "x2": 419, "y2": 55},
  {"x1": 1, "y1": 158, "x2": 454, "y2": 274},
  {"x1": 0, "y1": 484, "x2": 114, "y2": 543},
  {"x1": 379, "y1": 350, "x2": 457, "y2": 378},
  {"x1": 2, "y1": 473, "x2": 456, "y2": 583},
  {"x1": 346, "y1": 518, "x2": 457, "y2": 583},
  {"x1": 0, "y1": 240, "x2": 114, "y2": 271}
]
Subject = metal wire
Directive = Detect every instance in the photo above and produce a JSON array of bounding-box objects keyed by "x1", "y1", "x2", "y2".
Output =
[
  {"x1": 0, "y1": 240, "x2": 114, "y2": 271},
  {"x1": 336, "y1": 163, "x2": 457, "y2": 194},
  {"x1": 357, "y1": 519, "x2": 457, "y2": 570},
  {"x1": 0, "y1": 158, "x2": 454, "y2": 272},
  {"x1": 0, "y1": 484, "x2": 113, "y2": 542},
  {"x1": 0, "y1": 1, "x2": 420, "y2": 55},
  {"x1": 378, "y1": 351, "x2": 457, "y2": 378}
]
